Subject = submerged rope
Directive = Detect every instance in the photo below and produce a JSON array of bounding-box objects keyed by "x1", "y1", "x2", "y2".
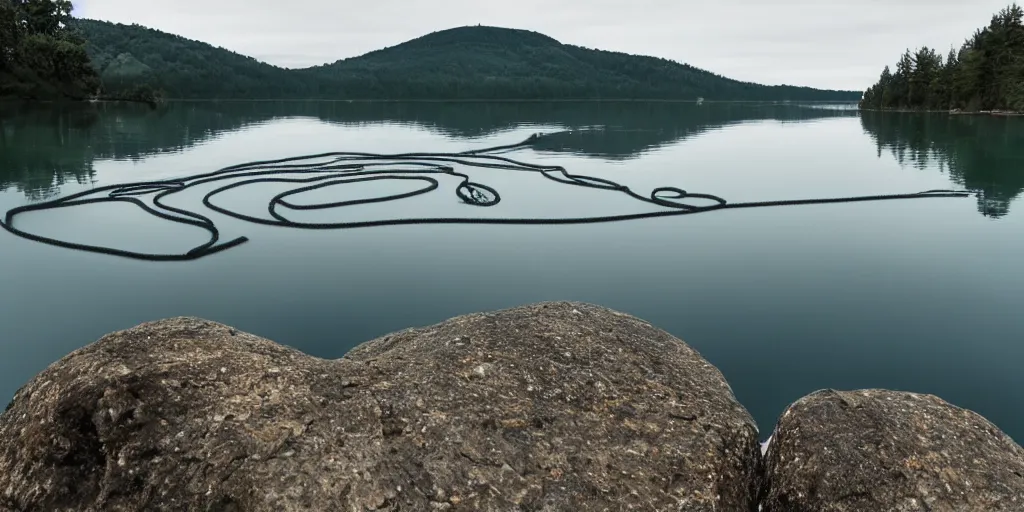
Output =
[{"x1": 0, "y1": 132, "x2": 971, "y2": 261}]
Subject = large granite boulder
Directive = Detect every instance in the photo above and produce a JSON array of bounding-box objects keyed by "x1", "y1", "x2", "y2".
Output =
[
  {"x1": 761, "y1": 389, "x2": 1024, "y2": 512},
  {"x1": 0, "y1": 302, "x2": 761, "y2": 511}
]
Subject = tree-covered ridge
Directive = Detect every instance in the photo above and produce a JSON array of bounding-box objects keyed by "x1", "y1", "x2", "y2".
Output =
[
  {"x1": 0, "y1": 0, "x2": 97, "y2": 99},
  {"x1": 73, "y1": 18, "x2": 319, "y2": 99},
  {"x1": 73, "y1": 19, "x2": 861, "y2": 101},
  {"x1": 860, "y1": 4, "x2": 1024, "y2": 111},
  {"x1": 313, "y1": 25, "x2": 860, "y2": 101}
]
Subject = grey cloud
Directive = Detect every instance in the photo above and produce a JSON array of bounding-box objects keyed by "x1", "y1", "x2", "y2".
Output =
[{"x1": 76, "y1": 0, "x2": 1014, "y2": 90}]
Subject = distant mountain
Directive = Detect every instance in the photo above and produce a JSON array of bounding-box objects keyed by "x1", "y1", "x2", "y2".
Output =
[{"x1": 73, "y1": 20, "x2": 861, "y2": 102}]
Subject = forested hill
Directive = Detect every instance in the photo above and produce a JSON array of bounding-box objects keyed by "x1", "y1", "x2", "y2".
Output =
[
  {"x1": 860, "y1": 3, "x2": 1024, "y2": 112},
  {"x1": 308, "y1": 25, "x2": 860, "y2": 101},
  {"x1": 74, "y1": 19, "x2": 861, "y2": 101},
  {"x1": 73, "y1": 19, "x2": 312, "y2": 98}
]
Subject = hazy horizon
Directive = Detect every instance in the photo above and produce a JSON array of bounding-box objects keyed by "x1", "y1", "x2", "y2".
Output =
[{"x1": 74, "y1": 0, "x2": 1016, "y2": 91}]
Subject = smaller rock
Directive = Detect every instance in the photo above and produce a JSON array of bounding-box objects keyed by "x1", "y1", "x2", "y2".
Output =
[
  {"x1": 762, "y1": 389, "x2": 1024, "y2": 512},
  {"x1": 470, "y1": 363, "x2": 494, "y2": 379}
]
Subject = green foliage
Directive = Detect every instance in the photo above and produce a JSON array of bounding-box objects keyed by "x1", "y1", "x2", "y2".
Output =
[
  {"x1": 0, "y1": 0, "x2": 97, "y2": 99},
  {"x1": 74, "y1": 20, "x2": 861, "y2": 101},
  {"x1": 101, "y1": 83, "x2": 164, "y2": 106},
  {"x1": 14, "y1": 0, "x2": 73, "y2": 36},
  {"x1": 75, "y1": 19, "x2": 313, "y2": 99},
  {"x1": 862, "y1": 3, "x2": 1024, "y2": 111}
]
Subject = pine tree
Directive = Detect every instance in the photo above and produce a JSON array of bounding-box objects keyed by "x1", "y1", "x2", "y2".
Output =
[
  {"x1": 1000, "y1": 4, "x2": 1024, "y2": 109},
  {"x1": 862, "y1": 3, "x2": 1024, "y2": 112},
  {"x1": 910, "y1": 47, "x2": 941, "y2": 108},
  {"x1": 888, "y1": 50, "x2": 914, "y2": 108}
]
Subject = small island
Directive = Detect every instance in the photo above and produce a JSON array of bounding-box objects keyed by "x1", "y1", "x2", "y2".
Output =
[{"x1": 860, "y1": 3, "x2": 1024, "y2": 114}]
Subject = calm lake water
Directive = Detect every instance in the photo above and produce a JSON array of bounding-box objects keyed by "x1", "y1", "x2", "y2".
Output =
[{"x1": 2, "y1": 101, "x2": 1022, "y2": 442}]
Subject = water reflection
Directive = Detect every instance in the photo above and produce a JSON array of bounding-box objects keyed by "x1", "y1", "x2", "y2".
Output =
[
  {"x1": 860, "y1": 111, "x2": 1024, "y2": 218},
  {"x1": 1, "y1": 101, "x2": 856, "y2": 197},
  {"x1": 2, "y1": 100, "x2": 1023, "y2": 445},
  {"x1": 0, "y1": 101, "x2": 270, "y2": 199},
  {"x1": 0, "y1": 105, "x2": 99, "y2": 200},
  {"x1": 3, "y1": 101, "x2": 1022, "y2": 220}
]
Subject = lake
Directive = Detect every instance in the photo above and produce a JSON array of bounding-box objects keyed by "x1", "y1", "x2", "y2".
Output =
[{"x1": 2, "y1": 100, "x2": 1022, "y2": 443}]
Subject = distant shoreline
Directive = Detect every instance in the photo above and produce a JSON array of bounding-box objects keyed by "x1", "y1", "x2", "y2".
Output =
[
  {"x1": 0, "y1": 96, "x2": 159, "y2": 106},
  {"x1": 157, "y1": 98, "x2": 860, "y2": 104},
  {"x1": 949, "y1": 109, "x2": 1024, "y2": 117},
  {"x1": 1, "y1": 97, "x2": 860, "y2": 105},
  {"x1": 859, "y1": 107, "x2": 1024, "y2": 116}
]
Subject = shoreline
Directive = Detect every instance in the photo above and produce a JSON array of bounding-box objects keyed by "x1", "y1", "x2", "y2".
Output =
[
  {"x1": 1, "y1": 97, "x2": 859, "y2": 104},
  {"x1": 859, "y1": 107, "x2": 1024, "y2": 116},
  {"x1": 0, "y1": 96, "x2": 161, "y2": 107}
]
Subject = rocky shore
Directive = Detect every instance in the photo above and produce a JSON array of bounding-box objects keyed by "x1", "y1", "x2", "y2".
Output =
[{"x1": 2, "y1": 302, "x2": 1022, "y2": 511}]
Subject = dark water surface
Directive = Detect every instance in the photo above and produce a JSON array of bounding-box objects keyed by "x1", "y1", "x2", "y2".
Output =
[{"x1": 2, "y1": 101, "x2": 1022, "y2": 441}]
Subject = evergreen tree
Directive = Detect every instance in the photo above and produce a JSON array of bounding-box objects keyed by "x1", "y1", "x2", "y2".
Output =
[
  {"x1": 891, "y1": 50, "x2": 914, "y2": 108},
  {"x1": 861, "y1": 3, "x2": 1024, "y2": 112},
  {"x1": 932, "y1": 47, "x2": 959, "y2": 109},
  {"x1": 0, "y1": 0, "x2": 97, "y2": 99},
  {"x1": 910, "y1": 47, "x2": 941, "y2": 107}
]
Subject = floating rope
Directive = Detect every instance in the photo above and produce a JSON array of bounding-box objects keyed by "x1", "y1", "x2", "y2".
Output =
[{"x1": 0, "y1": 132, "x2": 972, "y2": 261}]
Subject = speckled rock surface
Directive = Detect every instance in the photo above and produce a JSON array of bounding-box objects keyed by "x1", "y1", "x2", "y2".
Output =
[
  {"x1": 0, "y1": 302, "x2": 761, "y2": 511},
  {"x1": 761, "y1": 389, "x2": 1024, "y2": 512}
]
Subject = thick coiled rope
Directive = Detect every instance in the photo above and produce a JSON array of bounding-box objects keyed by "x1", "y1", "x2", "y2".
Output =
[{"x1": 0, "y1": 132, "x2": 972, "y2": 261}]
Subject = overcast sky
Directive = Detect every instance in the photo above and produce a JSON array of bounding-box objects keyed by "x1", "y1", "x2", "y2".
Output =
[{"x1": 75, "y1": 0, "x2": 1013, "y2": 91}]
